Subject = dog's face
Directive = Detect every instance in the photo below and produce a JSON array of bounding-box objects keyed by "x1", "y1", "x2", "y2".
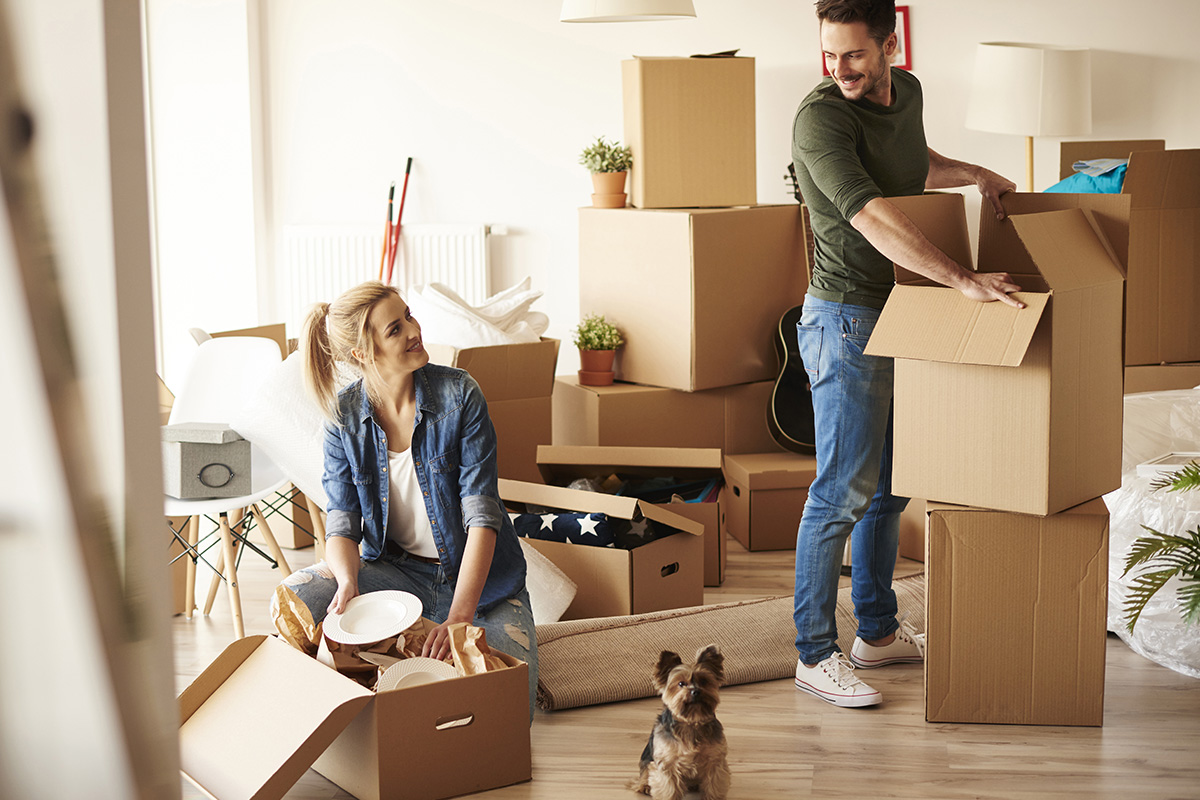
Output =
[{"x1": 653, "y1": 645, "x2": 724, "y2": 724}]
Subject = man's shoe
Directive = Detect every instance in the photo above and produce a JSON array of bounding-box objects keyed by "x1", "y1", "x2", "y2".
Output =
[
  {"x1": 794, "y1": 652, "x2": 882, "y2": 708},
  {"x1": 850, "y1": 613, "x2": 925, "y2": 669}
]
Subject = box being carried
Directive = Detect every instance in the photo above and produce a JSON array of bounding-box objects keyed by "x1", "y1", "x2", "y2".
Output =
[
  {"x1": 162, "y1": 422, "x2": 251, "y2": 499},
  {"x1": 865, "y1": 194, "x2": 1125, "y2": 516},
  {"x1": 622, "y1": 55, "x2": 756, "y2": 209}
]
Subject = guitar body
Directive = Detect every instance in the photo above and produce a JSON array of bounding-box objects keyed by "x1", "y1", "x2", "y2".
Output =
[{"x1": 769, "y1": 303, "x2": 816, "y2": 454}]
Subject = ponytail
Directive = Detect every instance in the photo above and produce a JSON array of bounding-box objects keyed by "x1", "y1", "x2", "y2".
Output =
[{"x1": 302, "y1": 301, "x2": 340, "y2": 423}]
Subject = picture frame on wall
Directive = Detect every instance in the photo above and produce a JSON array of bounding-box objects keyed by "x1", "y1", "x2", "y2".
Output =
[{"x1": 820, "y1": 4, "x2": 912, "y2": 75}]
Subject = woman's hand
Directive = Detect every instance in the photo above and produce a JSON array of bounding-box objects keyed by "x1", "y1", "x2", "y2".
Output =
[
  {"x1": 327, "y1": 582, "x2": 360, "y2": 617},
  {"x1": 422, "y1": 613, "x2": 474, "y2": 661}
]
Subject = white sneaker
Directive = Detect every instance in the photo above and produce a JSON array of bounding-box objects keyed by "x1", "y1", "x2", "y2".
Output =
[
  {"x1": 794, "y1": 652, "x2": 882, "y2": 707},
  {"x1": 850, "y1": 612, "x2": 926, "y2": 669}
]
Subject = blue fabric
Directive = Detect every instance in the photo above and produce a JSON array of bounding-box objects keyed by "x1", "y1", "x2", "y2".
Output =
[
  {"x1": 321, "y1": 368, "x2": 526, "y2": 612},
  {"x1": 792, "y1": 296, "x2": 909, "y2": 665},
  {"x1": 1044, "y1": 163, "x2": 1127, "y2": 194},
  {"x1": 508, "y1": 510, "x2": 668, "y2": 549}
]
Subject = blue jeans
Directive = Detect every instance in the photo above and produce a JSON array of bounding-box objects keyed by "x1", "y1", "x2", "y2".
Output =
[
  {"x1": 793, "y1": 296, "x2": 908, "y2": 666},
  {"x1": 280, "y1": 551, "x2": 539, "y2": 721}
]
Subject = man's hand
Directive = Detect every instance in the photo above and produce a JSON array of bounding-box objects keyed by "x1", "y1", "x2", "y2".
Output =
[
  {"x1": 961, "y1": 271, "x2": 1025, "y2": 308},
  {"x1": 976, "y1": 167, "x2": 1016, "y2": 220}
]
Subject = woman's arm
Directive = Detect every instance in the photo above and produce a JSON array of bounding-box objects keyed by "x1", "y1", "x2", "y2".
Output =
[
  {"x1": 325, "y1": 534, "x2": 363, "y2": 616},
  {"x1": 422, "y1": 526, "x2": 497, "y2": 660}
]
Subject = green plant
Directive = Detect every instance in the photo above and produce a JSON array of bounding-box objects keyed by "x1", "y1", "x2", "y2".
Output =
[
  {"x1": 571, "y1": 313, "x2": 624, "y2": 351},
  {"x1": 578, "y1": 136, "x2": 632, "y2": 174},
  {"x1": 1121, "y1": 460, "x2": 1200, "y2": 632}
]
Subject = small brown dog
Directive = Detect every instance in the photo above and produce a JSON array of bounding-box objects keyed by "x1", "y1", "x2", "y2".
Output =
[{"x1": 630, "y1": 644, "x2": 731, "y2": 800}]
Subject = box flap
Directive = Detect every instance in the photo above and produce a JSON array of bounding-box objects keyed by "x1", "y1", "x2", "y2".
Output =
[
  {"x1": 1123, "y1": 148, "x2": 1200, "y2": 210},
  {"x1": 1009, "y1": 209, "x2": 1126, "y2": 291},
  {"x1": 498, "y1": 477, "x2": 703, "y2": 536},
  {"x1": 721, "y1": 452, "x2": 818, "y2": 490},
  {"x1": 425, "y1": 338, "x2": 559, "y2": 401},
  {"x1": 536, "y1": 444, "x2": 723, "y2": 484},
  {"x1": 864, "y1": 284, "x2": 1048, "y2": 366},
  {"x1": 179, "y1": 635, "x2": 372, "y2": 800},
  {"x1": 888, "y1": 193, "x2": 975, "y2": 282},
  {"x1": 1058, "y1": 139, "x2": 1164, "y2": 180}
]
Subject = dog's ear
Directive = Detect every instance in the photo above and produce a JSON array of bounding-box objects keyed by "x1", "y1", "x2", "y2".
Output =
[
  {"x1": 653, "y1": 650, "x2": 683, "y2": 690},
  {"x1": 695, "y1": 644, "x2": 724, "y2": 683}
]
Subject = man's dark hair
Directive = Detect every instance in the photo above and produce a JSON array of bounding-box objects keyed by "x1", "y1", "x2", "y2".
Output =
[{"x1": 815, "y1": 0, "x2": 896, "y2": 48}]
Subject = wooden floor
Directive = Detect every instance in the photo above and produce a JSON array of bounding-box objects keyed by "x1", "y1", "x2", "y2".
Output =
[{"x1": 175, "y1": 532, "x2": 1200, "y2": 800}]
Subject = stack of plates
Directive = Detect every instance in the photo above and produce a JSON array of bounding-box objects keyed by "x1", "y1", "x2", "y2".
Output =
[
  {"x1": 323, "y1": 590, "x2": 422, "y2": 646},
  {"x1": 376, "y1": 657, "x2": 459, "y2": 692}
]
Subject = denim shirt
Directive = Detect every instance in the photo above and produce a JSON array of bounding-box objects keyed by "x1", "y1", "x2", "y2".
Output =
[{"x1": 322, "y1": 365, "x2": 526, "y2": 611}]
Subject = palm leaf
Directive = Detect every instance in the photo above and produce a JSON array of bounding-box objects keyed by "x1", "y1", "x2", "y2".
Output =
[
  {"x1": 1124, "y1": 568, "x2": 1178, "y2": 632},
  {"x1": 1122, "y1": 527, "x2": 1200, "y2": 576},
  {"x1": 1149, "y1": 460, "x2": 1200, "y2": 492},
  {"x1": 1180, "y1": 575, "x2": 1200, "y2": 625}
]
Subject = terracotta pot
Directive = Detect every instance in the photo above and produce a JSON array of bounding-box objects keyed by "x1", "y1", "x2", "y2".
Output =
[
  {"x1": 590, "y1": 172, "x2": 628, "y2": 208},
  {"x1": 590, "y1": 192, "x2": 627, "y2": 209},
  {"x1": 578, "y1": 349, "x2": 617, "y2": 385}
]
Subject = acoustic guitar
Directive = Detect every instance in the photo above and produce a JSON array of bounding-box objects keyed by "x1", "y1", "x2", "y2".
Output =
[{"x1": 769, "y1": 164, "x2": 817, "y2": 455}]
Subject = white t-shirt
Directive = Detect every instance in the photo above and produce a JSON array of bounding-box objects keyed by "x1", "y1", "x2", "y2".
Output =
[{"x1": 385, "y1": 448, "x2": 438, "y2": 559}]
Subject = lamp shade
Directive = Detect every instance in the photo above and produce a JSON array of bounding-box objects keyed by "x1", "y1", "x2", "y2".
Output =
[
  {"x1": 560, "y1": 0, "x2": 696, "y2": 22},
  {"x1": 965, "y1": 42, "x2": 1092, "y2": 137}
]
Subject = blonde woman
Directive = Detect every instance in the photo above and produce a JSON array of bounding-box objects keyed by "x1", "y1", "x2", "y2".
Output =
[{"x1": 279, "y1": 281, "x2": 537, "y2": 719}]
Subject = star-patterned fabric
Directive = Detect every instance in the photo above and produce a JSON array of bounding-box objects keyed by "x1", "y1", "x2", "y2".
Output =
[{"x1": 508, "y1": 510, "x2": 669, "y2": 550}]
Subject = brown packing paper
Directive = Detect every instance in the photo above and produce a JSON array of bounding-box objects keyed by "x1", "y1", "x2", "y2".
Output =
[
  {"x1": 447, "y1": 622, "x2": 508, "y2": 675},
  {"x1": 271, "y1": 584, "x2": 321, "y2": 656}
]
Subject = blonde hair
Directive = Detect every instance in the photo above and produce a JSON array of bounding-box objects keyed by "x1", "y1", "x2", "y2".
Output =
[{"x1": 302, "y1": 280, "x2": 401, "y2": 423}]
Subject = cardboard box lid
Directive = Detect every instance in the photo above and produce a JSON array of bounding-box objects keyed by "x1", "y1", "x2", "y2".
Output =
[
  {"x1": 866, "y1": 208, "x2": 1122, "y2": 367},
  {"x1": 536, "y1": 444, "x2": 723, "y2": 485},
  {"x1": 179, "y1": 635, "x2": 373, "y2": 800},
  {"x1": 722, "y1": 452, "x2": 818, "y2": 490},
  {"x1": 162, "y1": 421, "x2": 245, "y2": 444},
  {"x1": 498, "y1": 477, "x2": 703, "y2": 536},
  {"x1": 426, "y1": 338, "x2": 560, "y2": 401}
]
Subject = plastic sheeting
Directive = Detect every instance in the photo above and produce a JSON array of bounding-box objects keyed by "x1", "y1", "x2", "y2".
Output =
[{"x1": 1104, "y1": 389, "x2": 1200, "y2": 678}]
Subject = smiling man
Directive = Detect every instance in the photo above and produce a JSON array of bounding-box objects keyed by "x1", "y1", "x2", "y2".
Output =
[{"x1": 789, "y1": 0, "x2": 1023, "y2": 709}]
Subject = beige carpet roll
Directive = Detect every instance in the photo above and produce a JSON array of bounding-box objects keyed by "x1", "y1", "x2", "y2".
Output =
[{"x1": 534, "y1": 573, "x2": 924, "y2": 711}]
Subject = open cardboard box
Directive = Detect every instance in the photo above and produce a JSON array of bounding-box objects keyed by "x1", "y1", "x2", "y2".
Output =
[
  {"x1": 179, "y1": 634, "x2": 530, "y2": 800},
  {"x1": 426, "y1": 338, "x2": 560, "y2": 483},
  {"x1": 536, "y1": 444, "x2": 727, "y2": 586},
  {"x1": 499, "y1": 477, "x2": 704, "y2": 619},
  {"x1": 925, "y1": 499, "x2": 1108, "y2": 726},
  {"x1": 866, "y1": 195, "x2": 1125, "y2": 516}
]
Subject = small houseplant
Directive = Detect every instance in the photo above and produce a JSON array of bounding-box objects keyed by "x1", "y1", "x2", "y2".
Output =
[
  {"x1": 579, "y1": 136, "x2": 633, "y2": 209},
  {"x1": 571, "y1": 313, "x2": 624, "y2": 386},
  {"x1": 1122, "y1": 460, "x2": 1200, "y2": 632}
]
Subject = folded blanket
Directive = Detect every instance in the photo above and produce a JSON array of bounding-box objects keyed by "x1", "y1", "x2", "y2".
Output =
[{"x1": 508, "y1": 511, "x2": 673, "y2": 550}]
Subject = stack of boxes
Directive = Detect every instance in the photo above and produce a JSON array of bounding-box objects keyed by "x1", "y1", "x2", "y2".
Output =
[
  {"x1": 866, "y1": 191, "x2": 1125, "y2": 726},
  {"x1": 548, "y1": 54, "x2": 819, "y2": 607}
]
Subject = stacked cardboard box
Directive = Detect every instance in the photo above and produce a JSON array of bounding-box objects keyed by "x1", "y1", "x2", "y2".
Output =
[
  {"x1": 866, "y1": 192, "x2": 1122, "y2": 726},
  {"x1": 553, "y1": 54, "x2": 819, "y2": 603}
]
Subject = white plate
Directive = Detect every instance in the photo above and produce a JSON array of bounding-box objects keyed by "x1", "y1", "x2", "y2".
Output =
[
  {"x1": 376, "y1": 657, "x2": 459, "y2": 693},
  {"x1": 324, "y1": 591, "x2": 422, "y2": 646}
]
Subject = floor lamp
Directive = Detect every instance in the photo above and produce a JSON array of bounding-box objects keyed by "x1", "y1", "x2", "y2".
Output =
[
  {"x1": 965, "y1": 42, "x2": 1092, "y2": 192},
  {"x1": 560, "y1": 0, "x2": 696, "y2": 22}
]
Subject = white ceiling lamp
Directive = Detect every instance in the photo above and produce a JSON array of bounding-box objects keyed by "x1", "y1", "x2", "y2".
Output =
[{"x1": 560, "y1": 0, "x2": 697, "y2": 23}]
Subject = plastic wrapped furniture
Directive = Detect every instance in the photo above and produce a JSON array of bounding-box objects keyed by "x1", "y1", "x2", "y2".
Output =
[{"x1": 1104, "y1": 388, "x2": 1200, "y2": 677}]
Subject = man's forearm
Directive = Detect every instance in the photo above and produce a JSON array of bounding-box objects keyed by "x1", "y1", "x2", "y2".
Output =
[
  {"x1": 850, "y1": 197, "x2": 973, "y2": 289},
  {"x1": 926, "y1": 147, "x2": 982, "y2": 190}
]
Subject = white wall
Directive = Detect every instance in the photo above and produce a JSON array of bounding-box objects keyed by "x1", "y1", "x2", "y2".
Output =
[{"x1": 152, "y1": 0, "x2": 1200, "y2": 380}]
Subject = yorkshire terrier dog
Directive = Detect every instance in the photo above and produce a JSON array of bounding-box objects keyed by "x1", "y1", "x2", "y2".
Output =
[{"x1": 630, "y1": 645, "x2": 731, "y2": 800}]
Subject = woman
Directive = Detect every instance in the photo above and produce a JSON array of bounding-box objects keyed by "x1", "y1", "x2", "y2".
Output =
[{"x1": 278, "y1": 280, "x2": 537, "y2": 719}]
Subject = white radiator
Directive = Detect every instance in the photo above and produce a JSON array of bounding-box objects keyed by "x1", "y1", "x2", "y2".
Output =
[{"x1": 278, "y1": 223, "x2": 493, "y2": 332}]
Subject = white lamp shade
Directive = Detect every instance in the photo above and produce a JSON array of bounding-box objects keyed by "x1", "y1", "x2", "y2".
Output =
[
  {"x1": 560, "y1": 0, "x2": 696, "y2": 22},
  {"x1": 965, "y1": 42, "x2": 1092, "y2": 137}
]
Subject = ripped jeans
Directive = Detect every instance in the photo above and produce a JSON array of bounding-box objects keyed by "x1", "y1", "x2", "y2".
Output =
[{"x1": 277, "y1": 550, "x2": 539, "y2": 721}]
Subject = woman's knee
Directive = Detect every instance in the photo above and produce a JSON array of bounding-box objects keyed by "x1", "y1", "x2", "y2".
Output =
[{"x1": 275, "y1": 561, "x2": 338, "y2": 623}]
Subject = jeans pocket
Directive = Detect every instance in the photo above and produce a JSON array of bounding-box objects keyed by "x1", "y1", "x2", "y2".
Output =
[{"x1": 797, "y1": 323, "x2": 823, "y2": 380}]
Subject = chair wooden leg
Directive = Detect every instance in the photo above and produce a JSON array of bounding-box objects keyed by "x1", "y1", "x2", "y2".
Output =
[
  {"x1": 204, "y1": 509, "x2": 245, "y2": 614},
  {"x1": 250, "y1": 503, "x2": 291, "y2": 577},
  {"x1": 305, "y1": 495, "x2": 327, "y2": 562},
  {"x1": 217, "y1": 512, "x2": 244, "y2": 640},
  {"x1": 184, "y1": 515, "x2": 199, "y2": 619}
]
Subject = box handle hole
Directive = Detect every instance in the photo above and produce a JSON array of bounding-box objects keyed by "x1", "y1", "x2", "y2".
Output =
[
  {"x1": 660, "y1": 562, "x2": 680, "y2": 578},
  {"x1": 732, "y1": 485, "x2": 741, "y2": 497},
  {"x1": 435, "y1": 714, "x2": 475, "y2": 731}
]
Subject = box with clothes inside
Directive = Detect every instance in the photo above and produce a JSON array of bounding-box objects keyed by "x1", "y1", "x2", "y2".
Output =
[{"x1": 498, "y1": 477, "x2": 704, "y2": 620}]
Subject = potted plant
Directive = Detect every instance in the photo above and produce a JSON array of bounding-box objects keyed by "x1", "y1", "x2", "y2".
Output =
[
  {"x1": 1122, "y1": 459, "x2": 1200, "y2": 632},
  {"x1": 571, "y1": 313, "x2": 624, "y2": 386},
  {"x1": 579, "y1": 135, "x2": 633, "y2": 209}
]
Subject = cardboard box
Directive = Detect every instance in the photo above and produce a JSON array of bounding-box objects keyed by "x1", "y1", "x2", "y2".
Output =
[
  {"x1": 579, "y1": 205, "x2": 807, "y2": 392},
  {"x1": 211, "y1": 322, "x2": 288, "y2": 359},
  {"x1": 536, "y1": 444, "x2": 726, "y2": 586},
  {"x1": 925, "y1": 499, "x2": 1109, "y2": 726},
  {"x1": 866, "y1": 195, "x2": 1125, "y2": 516},
  {"x1": 721, "y1": 452, "x2": 817, "y2": 551},
  {"x1": 427, "y1": 338, "x2": 560, "y2": 483},
  {"x1": 179, "y1": 635, "x2": 531, "y2": 800},
  {"x1": 621, "y1": 55, "x2": 756, "y2": 209},
  {"x1": 552, "y1": 376, "x2": 777, "y2": 455},
  {"x1": 499, "y1": 477, "x2": 704, "y2": 619},
  {"x1": 1058, "y1": 141, "x2": 1200, "y2": 366},
  {"x1": 1124, "y1": 363, "x2": 1200, "y2": 394}
]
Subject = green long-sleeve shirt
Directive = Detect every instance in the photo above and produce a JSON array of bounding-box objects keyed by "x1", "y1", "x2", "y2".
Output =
[{"x1": 791, "y1": 67, "x2": 929, "y2": 310}]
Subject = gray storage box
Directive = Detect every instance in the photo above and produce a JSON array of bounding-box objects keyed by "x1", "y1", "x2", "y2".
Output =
[{"x1": 162, "y1": 422, "x2": 252, "y2": 499}]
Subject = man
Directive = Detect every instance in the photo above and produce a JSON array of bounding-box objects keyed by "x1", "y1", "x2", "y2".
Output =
[{"x1": 790, "y1": 0, "x2": 1025, "y2": 708}]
